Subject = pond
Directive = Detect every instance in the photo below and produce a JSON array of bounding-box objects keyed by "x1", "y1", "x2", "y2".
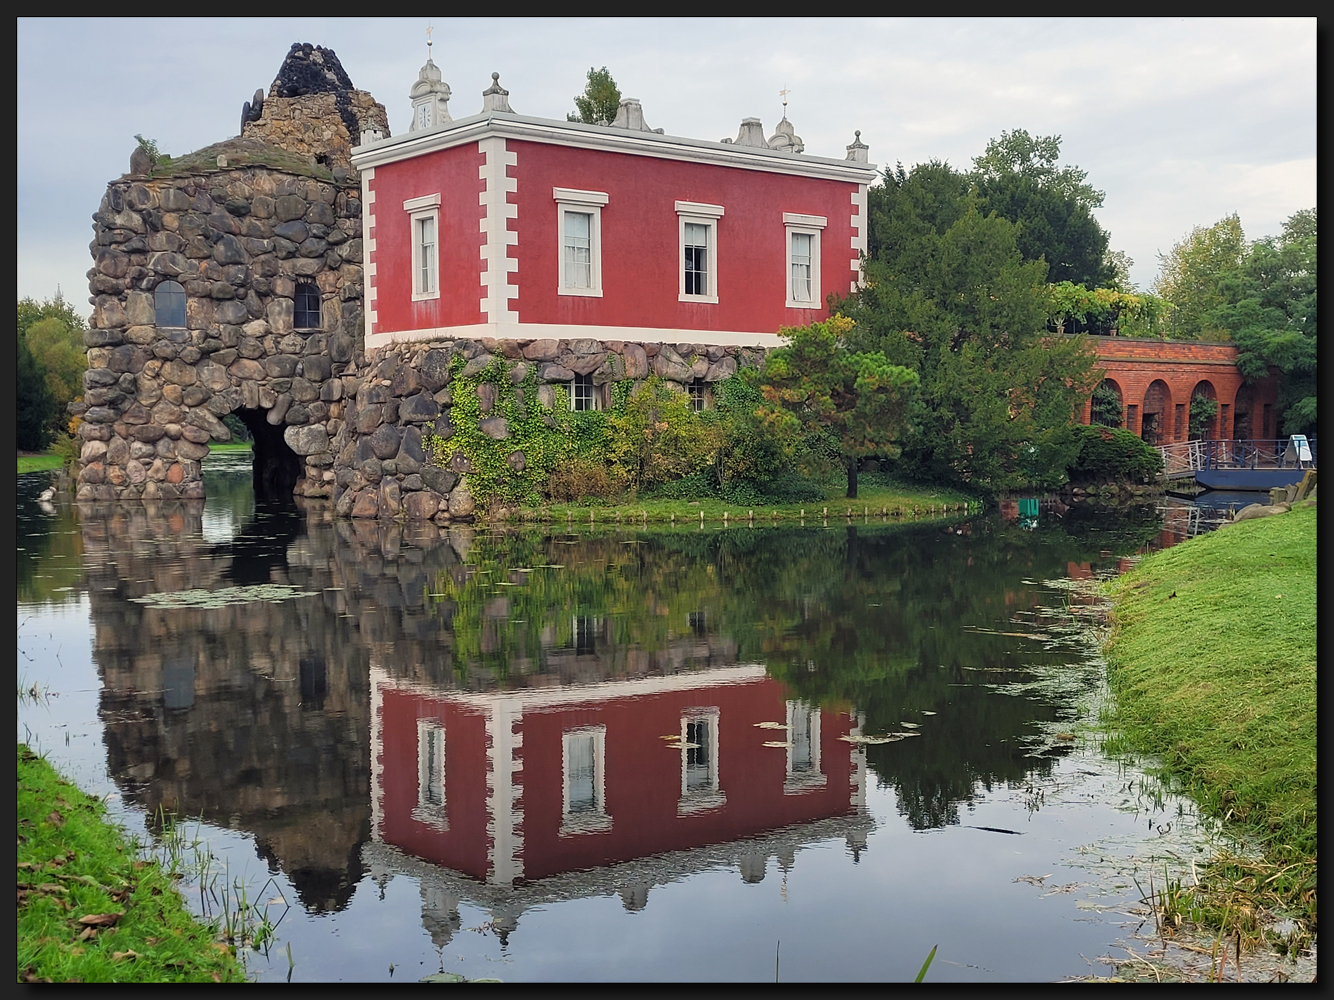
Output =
[{"x1": 17, "y1": 458, "x2": 1244, "y2": 982}]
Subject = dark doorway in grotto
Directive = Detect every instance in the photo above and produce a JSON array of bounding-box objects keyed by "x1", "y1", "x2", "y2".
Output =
[{"x1": 232, "y1": 408, "x2": 303, "y2": 502}]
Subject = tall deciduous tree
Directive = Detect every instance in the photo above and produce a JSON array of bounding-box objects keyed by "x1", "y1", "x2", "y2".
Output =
[
  {"x1": 567, "y1": 67, "x2": 621, "y2": 126},
  {"x1": 1151, "y1": 213, "x2": 1246, "y2": 339},
  {"x1": 755, "y1": 317, "x2": 919, "y2": 499},
  {"x1": 18, "y1": 334, "x2": 55, "y2": 452},
  {"x1": 971, "y1": 130, "x2": 1112, "y2": 287},
  {"x1": 1206, "y1": 208, "x2": 1316, "y2": 434},
  {"x1": 25, "y1": 317, "x2": 86, "y2": 436}
]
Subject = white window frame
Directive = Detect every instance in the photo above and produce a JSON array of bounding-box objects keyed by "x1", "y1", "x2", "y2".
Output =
[
  {"x1": 784, "y1": 700, "x2": 827, "y2": 794},
  {"x1": 553, "y1": 188, "x2": 608, "y2": 298},
  {"x1": 561, "y1": 725, "x2": 612, "y2": 836},
  {"x1": 570, "y1": 373, "x2": 603, "y2": 413},
  {"x1": 783, "y1": 213, "x2": 827, "y2": 309},
  {"x1": 678, "y1": 707, "x2": 725, "y2": 815},
  {"x1": 405, "y1": 193, "x2": 441, "y2": 302},
  {"x1": 412, "y1": 718, "x2": 448, "y2": 830},
  {"x1": 676, "y1": 201, "x2": 724, "y2": 304}
]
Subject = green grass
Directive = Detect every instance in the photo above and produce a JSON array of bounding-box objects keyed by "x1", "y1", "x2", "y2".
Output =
[
  {"x1": 17, "y1": 745, "x2": 247, "y2": 983},
  {"x1": 1101, "y1": 503, "x2": 1316, "y2": 943},
  {"x1": 506, "y1": 479, "x2": 981, "y2": 525},
  {"x1": 18, "y1": 453, "x2": 64, "y2": 474},
  {"x1": 206, "y1": 442, "x2": 252, "y2": 454}
]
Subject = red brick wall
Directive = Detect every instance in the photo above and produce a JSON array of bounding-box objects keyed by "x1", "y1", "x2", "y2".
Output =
[{"x1": 1076, "y1": 337, "x2": 1280, "y2": 443}]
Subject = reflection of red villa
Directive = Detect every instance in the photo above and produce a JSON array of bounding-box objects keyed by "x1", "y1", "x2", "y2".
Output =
[
  {"x1": 1077, "y1": 337, "x2": 1280, "y2": 445},
  {"x1": 369, "y1": 665, "x2": 864, "y2": 886}
]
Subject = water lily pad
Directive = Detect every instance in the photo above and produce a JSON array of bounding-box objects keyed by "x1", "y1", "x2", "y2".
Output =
[{"x1": 130, "y1": 584, "x2": 319, "y2": 609}]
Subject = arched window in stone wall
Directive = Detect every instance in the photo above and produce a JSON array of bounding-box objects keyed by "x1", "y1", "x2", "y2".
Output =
[
  {"x1": 154, "y1": 280, "x2": 186, "y2": 328},
  {"x1": 294, "y1": 282, "x2": 322, "y2": 330}
]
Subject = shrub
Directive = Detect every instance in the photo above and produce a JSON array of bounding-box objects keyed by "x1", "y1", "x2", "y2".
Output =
[
  {"x1": 547, "y1": 458, "x2": 620, "y2": 503},
  {"x1": 1066, "y1": 424, "x2": 1163, "y2": 482}
]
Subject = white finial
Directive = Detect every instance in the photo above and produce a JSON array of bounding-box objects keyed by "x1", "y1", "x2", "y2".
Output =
[
  {"x1": 426, "y1": 22, "x2": 433, "y2": 56},
  {"x1": 780, "y1": 85, "x2": 790, "y2": 115}
]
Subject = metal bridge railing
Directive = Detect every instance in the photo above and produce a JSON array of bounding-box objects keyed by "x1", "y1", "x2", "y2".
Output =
[{"x1": 1156, "y1": 436, "x2": 1316, "y2": 479}]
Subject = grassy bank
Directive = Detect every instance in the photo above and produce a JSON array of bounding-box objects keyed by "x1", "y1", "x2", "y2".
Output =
[
  {"x1": 17, "y1": 745, "x2": 247, "y2": 983},
  {"x1": 506, "y1": 478, "x2": 981, "y2": 525},
  {"x1": 1101, "y1": 503, "x2": 1316, "y2": 949},
  {"x1": 18, "y1": 453, "x2": 64, "y2": 474}
]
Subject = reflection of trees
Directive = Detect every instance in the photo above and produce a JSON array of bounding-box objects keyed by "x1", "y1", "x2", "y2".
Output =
[
  {"x1": 74, "y1": 493, "x2": 1162, "y2": 906},
  {"x1": 17, "y1": 474, "x2": 84, "y2": 605}
]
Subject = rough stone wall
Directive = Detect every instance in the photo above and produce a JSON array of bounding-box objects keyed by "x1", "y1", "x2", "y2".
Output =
[
  {"x1": 242, "y1": 42, "x2": 389, "y2": 170},
  {"x1": 331, "y1": 336, "x2": 763, "y2": 522},
  {"x1": 75, "y1": 165, "x2": 365, "y2": 502}
]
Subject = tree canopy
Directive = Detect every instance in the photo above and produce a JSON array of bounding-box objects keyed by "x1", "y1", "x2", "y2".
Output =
[
  {"x1": 842, "y1": 156, "x2": 1102, "y2": 492},
  {"x1": 754, "y1": 316, "x2": 919, "y2": 499},
  {"x1": 18, "y1": 293, "x2": 86, "y2": 449},
  {"x1": 1152, "y1": 213, "x2": 1247, "y2": 339},
  {"x1": 970, "y1": 130, "x2": 1112, "y2": 287},
  {"x1": 1206, "y1": 209, "x2": 1316, "y2": 434},
  {"x1": 567, "y1": 67, "x2": 621, "y2": 126}
]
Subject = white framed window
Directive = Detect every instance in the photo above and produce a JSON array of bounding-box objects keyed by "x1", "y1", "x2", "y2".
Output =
[
  {"x1": 571, "y1": 373, "x2": 602, "y2": 413},
  {"x1": 676, "y1": 201, "x2": 724, "y2": 304},
  {"x1": 784, "y1": 700, "x2": 826, "y2": 794},
  {"x1": 687, "y1": 379, "x2": 710, "y2": 413},
  {"x1": 413, "y1": 718, "x2": 448, "y2": 830},
  {"x1": 404, "y1": 193, "x2": 441, "y2": 301},
  {"x1": 554, "y1": 188, "x2": 608, "y2": 298},
  {"x1": 783, "y1": 213, "x2": 827, "y2": 309},
  {"x1": 678, "y1": 707, "x2": 725, "y2": 815},
  {"x1": 561, "y1": 726, "x2": 612, "y2": 836}
]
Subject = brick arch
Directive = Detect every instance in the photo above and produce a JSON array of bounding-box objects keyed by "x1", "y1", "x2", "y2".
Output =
[
  {"x1": 1091, "y1": 377, "x2": 1124, "y2": 428},
  {"x1": 1075, "y1": 336, "x2": 1280, "y2": 445},
  {"x1": 1140, "y1": 379, "x2": 1172, "y2": 446},
  {"x1": 1188, "y1": 380, "x2": 1218, "y2": 441},
  {"x1": 1232, "y1": 383, "x2": 1257, "y2": 441}
]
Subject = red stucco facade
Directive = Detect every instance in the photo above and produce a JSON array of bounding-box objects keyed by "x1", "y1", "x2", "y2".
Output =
[
  {"x1": 374, "y1": 671, "x2": 858, "y2": 883},
  {"x1": 352, "y1": 113, "x2": 875, "y2": 349}
]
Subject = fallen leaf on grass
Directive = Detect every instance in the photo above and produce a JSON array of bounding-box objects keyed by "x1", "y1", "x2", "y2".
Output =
[
  {"x1": 45, "y1": 810, "x2": 65, "y2": 827},
  {"x1": 77, "y1": 912, "x2": 124, "y2": 927},
  {"x1": 112, "y1": 950, "x2": 140, "y2": 961}
]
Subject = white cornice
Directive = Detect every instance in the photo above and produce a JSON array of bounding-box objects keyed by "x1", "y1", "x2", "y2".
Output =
[{"x1": 352, "y1": 112, "x2": 878, "y2": 184}]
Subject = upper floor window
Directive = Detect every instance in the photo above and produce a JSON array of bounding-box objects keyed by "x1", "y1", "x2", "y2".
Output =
[
  {"x1": 294, "y1": 282, "x2": 321, "y2": 329},
  {"x1": 554, "y1": 188, "x2": 607, "y2": 297},
  {"x1": 404, "y1": 193, "x2": 441, "y2": 301},
  {"x1": 783, "y1": 213, "x2": 827, "y2": 309},
  {"x1": 678, "y1": 707, "x2": 725, "y2": 815},
  {"x1": 154, "y1": 279, "x2": 186, "y2": 328},
  {"x1": 676, "y1": 201, "x2": 724, "y2": 304},
  {"x1": 561, "y1": 726, "x2": 611, "y2": 836},
  {"x1": 412, "y1": 718, "x2": 448, "y2": 830}
]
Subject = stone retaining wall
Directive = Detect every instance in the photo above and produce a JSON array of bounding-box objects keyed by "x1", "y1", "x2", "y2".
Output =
[{"x1": 330, "y1": 336, "x2": 764, "y2": 522}]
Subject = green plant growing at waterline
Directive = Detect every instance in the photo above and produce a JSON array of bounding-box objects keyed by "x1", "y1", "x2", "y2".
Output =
[
  {"x1": 17, "y1": 745, "x2": 248, "y2": 983},
  {"x1": 1101, "y1": 503, "x2": 1316, "y2": 949}
]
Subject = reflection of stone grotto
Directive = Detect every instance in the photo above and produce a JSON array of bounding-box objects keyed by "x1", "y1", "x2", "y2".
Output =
[
  {"x1": 81, "y1": 500, "x2": 759, "y2": 916},
  {"x1": 80, "y1": 497, "x2": 1087, "y2": 934}
]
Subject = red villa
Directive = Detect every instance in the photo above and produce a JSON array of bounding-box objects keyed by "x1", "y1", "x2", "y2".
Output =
[{"x1": 350, "y1": 62, "x2": 876, "y2": 355}]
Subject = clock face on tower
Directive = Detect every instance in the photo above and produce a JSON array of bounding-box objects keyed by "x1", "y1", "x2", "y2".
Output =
[{"x1": 417, "y1": 103, "x2": 431, "y2": 129}]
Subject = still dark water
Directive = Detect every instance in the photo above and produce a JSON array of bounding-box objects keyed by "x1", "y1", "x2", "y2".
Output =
[{"x1": 17, "y1": 457, "x2": 1237, "y2": 982}]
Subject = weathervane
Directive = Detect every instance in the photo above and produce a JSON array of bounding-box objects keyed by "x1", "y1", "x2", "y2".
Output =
[
  {"x1": 779, "y1": 85, "x2": 790, "y2": 119},
  {"x1": 426, "y1": 22, "x2": 433, "y2": 59}
]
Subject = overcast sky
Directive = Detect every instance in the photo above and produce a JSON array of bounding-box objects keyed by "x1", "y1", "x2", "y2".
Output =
[{"x1": 17, "y1": 17, "x2": 1316, "y2": 318}]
